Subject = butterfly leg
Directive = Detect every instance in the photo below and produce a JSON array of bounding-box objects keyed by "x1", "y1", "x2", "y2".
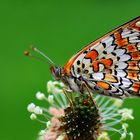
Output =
[
  {"x1": 64, "y1": 89, "x2": 74, "y2": 101},
  {"x1": 80, "y1": 83, "x2": 97, "y2": 106},
  {"x1": 62, "y1": 88, "x2": 75, "y2": 112}
]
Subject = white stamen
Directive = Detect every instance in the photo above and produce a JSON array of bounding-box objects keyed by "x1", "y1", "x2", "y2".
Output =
[
  {"x1": 47, "y1": 80, "x2": 63, "y2": 94},
  {"x1": 120, "y1": 132, "x2": 127, "y2": 140},
  {"x1": 118, "y1": 108, "x2": 134, "y2": 121},
  {"x1": 30, "y1": 113, "x2": 37, "y2": 120},
  {"x1": 39, "y1": 130, "x2": 46, "y2": 136},
  {"x1": 36, "y1": 91, "x2": 45, "y2": 100},
  {"x1": 52, "y1": 93, "x2": 64, "y2": 108},
  {"x1": 38, "y1": 136, "x2": 44, "y2": 140},
  {"x1": 104, "y1": 120, "x2": 121, "y2": 127},
  {"x1": 129, "y1": 132, "x2": 134, "y2": 140},
  {"x1": 27, "y1": 103, "x2": 36, "y2": 112},
  {"x1": 34, "y1": 106, "x2": 43, "y2": 115},
  {"x1": 59, "y1": 82, "x2": 65, "y2": 87},
  {"x1": 48, "y1": 95, "x2": 54, "y2": 104},
  {"x1": 47, "y1": 80, "x2": 55, "y2": 93},
  {"x1": 100, "y1": 99, "x2": 112, "y2": 110},
  {"x1": 46, "y1": 121, "x2": 51, "y2": 128},
  {"x1": 122, "y1": 123, "x2": 128, "y2": 132}
]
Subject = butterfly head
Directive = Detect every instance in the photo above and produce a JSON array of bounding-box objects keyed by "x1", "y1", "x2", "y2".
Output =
[{"x1": 50, "y1": 66, "x2": 62, "y2": 80}]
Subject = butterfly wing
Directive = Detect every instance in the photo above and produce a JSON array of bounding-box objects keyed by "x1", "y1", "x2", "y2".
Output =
[{"x1": 63, "y1": 17, "x2": 140, "y2": 98}]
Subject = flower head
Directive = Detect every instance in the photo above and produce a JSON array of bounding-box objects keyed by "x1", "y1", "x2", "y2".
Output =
[
  {"x1": 27, "y1": 80, "x2": 134, "y2": 140},
  {"x1": 60, "y1": 94, "x2": 102, "y2": 140}
]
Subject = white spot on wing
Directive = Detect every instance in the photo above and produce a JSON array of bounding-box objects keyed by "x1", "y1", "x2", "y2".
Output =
[
  {"x1": 129, "y1": 36, "x2": 139, "y2": 41},
  {"x1": 82, "y1": 59, "x2": 92, "y2": 68},
  {"x1": 130, "y1": 40, "x2": 140, "y2": 43},
  {"x1": 116, "y1": 70, "x2": 126, "y2": 77},
  {"x1": 92, "y1": 73, "x2": 104, "y2": 80},
  {"x1": 114, "y1": 49, "x2": 125, "y2": 56},
  {"x1": 116, "y1": 62, "x2": 128, "y2": 69},
  {"x1": 122, "y1": 32, "x2": 139, "y2": 38},
  {"x1": 106, "y1": 45, "x2": 116, "y2": 54},
  {"x1": 121, "y1": 78, "x2": 132, "y2": 88},
  {"x1": 119, "y1": 54, "x2": 131, "y2": 61},
  {"x1": 93, "y1": 43, "x2": 104, "y2": 52},
  {"x1": 90, "y1": 42, "x2": 100, "y2": 50},
  {"x1": 82, "y1": 59, "x2": 93, "y2": 74},
  {"x1": 72, "y1": 53, "x2": 85, "y2": 75},
  {"x1": 98, "y1": 64, "x2": 104, "y2": 71},
  {"x1": 101, "y1": 36, "x2": 114, "y2": 47},
  {"x1": 122, "y1": 30, "x2": 131, "y2": 38}
]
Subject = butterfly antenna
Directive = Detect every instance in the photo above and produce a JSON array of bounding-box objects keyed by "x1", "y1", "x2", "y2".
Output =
[
  {"x1": 24, "y1": 50, "x2": 51, "y2": 65},
  {"x1": 24, "y1": 45, "x2": 55, "y2": 66},
  {"x1": 30, "y1": 46, "x2": 55, "y2": 66}
]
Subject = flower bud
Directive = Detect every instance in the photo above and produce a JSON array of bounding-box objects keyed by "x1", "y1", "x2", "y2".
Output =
[
  {"x1": 48, "y1": 95, "x2": 54, "y2": 104},
  {"x1": 30, "y1": 113, "x2": 37, "y2": 120},
  {"x1": 34, "y1": 106, "x2": 43, "y2": 115},
  {"x1": 27, "y1": 103, "x2": 36, "y2": 112},
  {"x1": 36, "y1": 91, "x2": 45, "y2": 100}
]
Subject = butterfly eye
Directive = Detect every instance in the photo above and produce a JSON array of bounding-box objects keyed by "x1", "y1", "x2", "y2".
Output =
[
  {"x1": 55, "y1": 68, "x2": 60, "y2": 77},
  {"x1": 50, "y1": 66, "x2": 61, "y2": 80}
]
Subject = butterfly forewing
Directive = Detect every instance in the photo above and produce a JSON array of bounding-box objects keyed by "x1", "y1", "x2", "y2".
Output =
[{"x1": 64, "y1": 17, "x2": 140, "y2": 98}]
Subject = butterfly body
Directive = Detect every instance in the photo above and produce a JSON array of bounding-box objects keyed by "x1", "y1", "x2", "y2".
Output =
[{"x1": 50, "y1": 17, "x2": 140, "y2": 99}]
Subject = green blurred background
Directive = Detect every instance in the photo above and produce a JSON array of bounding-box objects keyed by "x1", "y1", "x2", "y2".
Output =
[{"x1": 0, "y1": 0, "x2": 140, "y2": 139}]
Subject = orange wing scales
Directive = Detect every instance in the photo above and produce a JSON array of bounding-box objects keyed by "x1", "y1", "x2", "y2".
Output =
[
  {"x1": 85, "y1": 50, "x2": 98, "y2": 62},
  {"x1": 130, "y1": 51, "x2": 140, "y2": 60},
  {"x1": 96, "y1": 81, "x2": 110, "y2": 90},
  {"x1": 114, "y1": 32, "x2": 128, "y2": 46},
  {"x1": 128, "y1": 61, "x2": 140, "y2": 70},
  {"x1": 130, "y1": 82, "x2": 140, "y2": 93},
  {"x1": 63, "y1": 17, "x2": 140, "y2": 98},
  {"x1": 92, "y1": 59, "x2": 113, "y2": 72}
]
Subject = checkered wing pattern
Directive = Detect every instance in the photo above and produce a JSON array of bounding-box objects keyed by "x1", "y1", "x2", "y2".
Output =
[{"x1": 64, "y1": 17, "x2": 140, "y2": 98}]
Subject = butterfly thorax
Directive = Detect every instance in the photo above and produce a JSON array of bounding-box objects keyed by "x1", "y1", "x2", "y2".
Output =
[
  {"x1": 50, "y1": 65, "x2": 85, "y2": 93},
  {"x1": 62, "y1": 68, "x2": 89, "y2": 93}
]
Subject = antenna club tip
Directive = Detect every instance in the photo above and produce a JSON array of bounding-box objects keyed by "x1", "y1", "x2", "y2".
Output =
[{"x1": 24, "y1": 50, "x2": 30, "y2": 56}]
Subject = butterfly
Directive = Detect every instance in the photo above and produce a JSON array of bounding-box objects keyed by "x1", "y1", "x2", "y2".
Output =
[{"x1": 25, "y1": 17, "x2": 140, "y2": 99}]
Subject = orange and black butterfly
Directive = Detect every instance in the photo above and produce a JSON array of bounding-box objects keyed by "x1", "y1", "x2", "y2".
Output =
[{"x1": 25, "y1": 17, "x2": 140, "y2": 99}]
